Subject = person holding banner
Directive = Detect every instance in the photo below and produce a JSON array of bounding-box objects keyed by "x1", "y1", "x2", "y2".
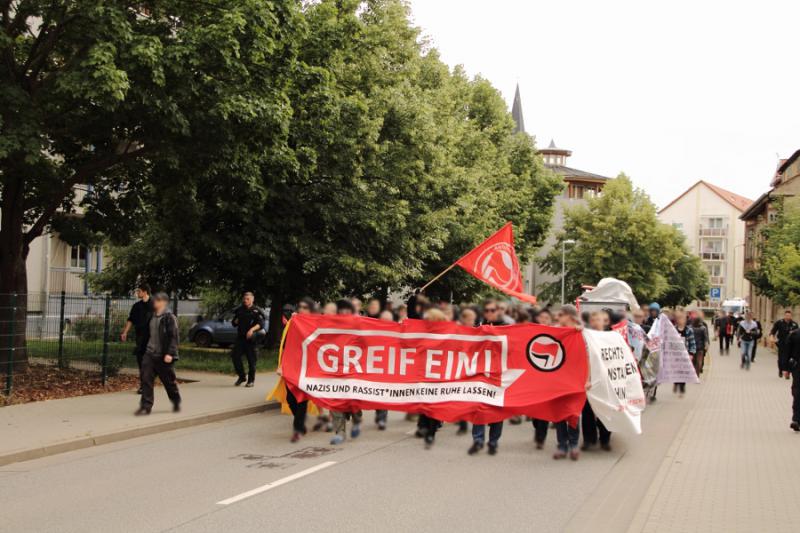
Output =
[
  {"x1": 468, "y1": 299, "x2": 512, "y2": 453},
  {"x1": 581, "y1": 311, "x2": 613, "y2": 452},
  {"x1": 531, "y1": 308, "x2": 555, "y2": 449},
  {"x1": 673, "y1": 310, "x2": 696, "y2": 396},
  {"x1": 417, "y1": 308, "x2": 448, "y2": 449},
  {"x1": 553, "y1": 304, "x2": 583, "y2": 461},
  {"x1": 329, "y1": 299, "x2": 364, "y2": 445}
]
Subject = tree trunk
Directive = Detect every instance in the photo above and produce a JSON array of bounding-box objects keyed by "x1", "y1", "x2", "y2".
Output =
[
  {"x1": 266, "y1": 298, "x2": 285, "y2": 350},
  {"x1": 0, "y1": 209, "x2": 29, "y2": 372}
]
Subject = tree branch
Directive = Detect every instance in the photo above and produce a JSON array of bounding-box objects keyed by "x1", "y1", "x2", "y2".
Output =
[{"x1": 23, "y1": 145, "x2": 150, "y2": 246}]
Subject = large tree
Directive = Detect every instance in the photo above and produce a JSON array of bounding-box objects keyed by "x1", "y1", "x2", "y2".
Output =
[
  {"x1": 1, "y1": 0, "x2": 302, "y2": 365},
  {"x1": 94, "y1": 0, "x2": 562, "y2": 342},
  {"x1": 746, "y1": 200, "x2": 800, "y2": 306},
  {"x1": 539, "y1": 175, "x2": 708, "y2": 305}
]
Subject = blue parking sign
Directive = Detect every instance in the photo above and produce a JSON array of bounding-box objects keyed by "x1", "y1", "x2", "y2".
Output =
[{"x1": 710, "y1": 287, "x2": 721, "y2": 300}]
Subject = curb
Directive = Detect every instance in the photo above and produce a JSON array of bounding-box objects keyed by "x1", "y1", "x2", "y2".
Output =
[{"x1": 0, "y1": 401, "x2": 280, "y2": 467}]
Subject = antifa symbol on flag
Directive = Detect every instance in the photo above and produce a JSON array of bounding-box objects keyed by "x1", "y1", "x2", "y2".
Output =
[
  {"x1": 526, "y1": 335, "x2": 565, "y2": 372},
  {"x1": 455, "y1": 222, "x2": 536, "y2": 304}
]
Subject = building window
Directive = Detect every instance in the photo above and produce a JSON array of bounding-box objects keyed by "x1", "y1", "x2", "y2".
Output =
[
  {"x1": 672, "y1": 222, "x2": 684, "y2": 230},
  {"x1": 707, "y1": 217, "x2": 724, "y2": 229},
  {"x1": 70, "y1": 246, "x2": 88, "y2": 269},
  {"x1": 768, "y1": 211, "x2": 778, "y2": 223}
]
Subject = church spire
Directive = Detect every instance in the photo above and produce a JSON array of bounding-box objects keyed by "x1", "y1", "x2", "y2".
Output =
[{"x1": 511, "y1": 83, "x2": 525, "y2": 134}]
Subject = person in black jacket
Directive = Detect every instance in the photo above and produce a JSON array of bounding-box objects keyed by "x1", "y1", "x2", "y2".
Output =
[
  {"x1": 135, "y1": 293, "x2": 181, "y2": 415},
  {"x1": 771, "y1": 310, "x2": 799, "y2": 379},
  {"x1": 120, "y1": 283, "x2": 153, "y2": 394},
  {"x1": 231, "y1": 291, "x2": 266, "y2": 387},
  {"x1": 786, "y1": 328, "x2": 800, "y2": 431}
]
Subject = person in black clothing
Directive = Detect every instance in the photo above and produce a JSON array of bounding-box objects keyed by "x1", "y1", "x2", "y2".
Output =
[
  {"x1": 286, "y1": 298, "x2": 315, "y2": 443},
  {"x1": 231, "y1": 291, "x2": 266, "y2": 387},
  {"x1": 643, "y1": 303, "x2": 660, "y2": 334},
  {"x1": 581, "y1": 311, "x2": 613, "y2": 451},
  {"x1": 786, "y1": 328, "x2": 800, "y2": 431},
  {"x1": 469, "y1": 300, "x2": 506, "y2": 455},
  {"x1": 771, "y1": 310, "x2": 799, "y2": 379},
  {"x1": 120, "y1": 284, "x2": 153, "y2": 394},
  {"x1": 135, "y1": 293, "x2": 181, "y2": 415},
  {"x1": 691, "y1": 316, "x2": 709, "y2": 375}
]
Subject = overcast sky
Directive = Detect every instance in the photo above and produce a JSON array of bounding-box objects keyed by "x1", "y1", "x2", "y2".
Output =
[{"x1": 408, "y1": 0, "x2": 800, "y2": 207}]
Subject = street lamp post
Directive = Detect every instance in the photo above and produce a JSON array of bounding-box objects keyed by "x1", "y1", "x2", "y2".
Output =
[{"x1": 561, "y1": 239, "x2": 576, "y2": 306}]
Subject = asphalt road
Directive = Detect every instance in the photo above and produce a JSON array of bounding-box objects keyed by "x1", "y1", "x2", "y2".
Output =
[{"x1": 0, "y1": 388, "x2": 698, "y2": 533}]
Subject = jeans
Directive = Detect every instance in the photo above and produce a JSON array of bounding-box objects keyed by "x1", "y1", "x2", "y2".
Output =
[
  {"x1": 472, "y1": 422, "x2": 503, "y2": 447},
  {"x1": 740, "y1": 339, "x2": 753, "y2": 369},
  {"x1": 555, "y1": 421, "x2": 579, "y2": 452},
  {"x1": 375, "y1": 410, "x2": 388, "y2": 424}
]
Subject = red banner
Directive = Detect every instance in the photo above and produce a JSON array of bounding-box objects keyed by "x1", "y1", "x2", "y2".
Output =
[
  {"x1": 455, "y1": 222, "x2": 537, "y2": 304},
  {"x1": 281, "y1": 315, "x2": 588, "y2": 424}
]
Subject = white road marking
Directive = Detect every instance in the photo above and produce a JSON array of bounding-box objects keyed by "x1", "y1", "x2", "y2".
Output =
[{"x1": 217, "y1": 461, "x2": 337, "y2": 505}]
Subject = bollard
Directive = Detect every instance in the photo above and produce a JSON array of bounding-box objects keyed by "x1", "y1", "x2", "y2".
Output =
[
  {"x1": 101, "y1": 294, "x2": 111, "y2": 385},
  {"x1": 57, "y1": 291, "x2": 66, "y2": 369},
  {"x1": 5, "y1": 293, "x2": 17, "y2": 396}
]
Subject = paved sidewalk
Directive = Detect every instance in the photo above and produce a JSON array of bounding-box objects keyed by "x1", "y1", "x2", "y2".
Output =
[
  {"x1": 629, "y1": 342, "x2": 800, "y2": 533},
  {"x1": 0, "y1": 370, "x2": 279, "y2": 466}
]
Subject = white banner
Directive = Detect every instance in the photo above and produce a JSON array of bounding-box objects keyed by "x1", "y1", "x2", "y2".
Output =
[{"x1": 583, "y1": 329, "x2": 646, "y2": 435}]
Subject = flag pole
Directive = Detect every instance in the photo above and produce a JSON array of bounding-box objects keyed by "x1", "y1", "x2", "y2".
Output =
[{"x1": 418, "y1": 262, "x2": 458, "y2": 292}]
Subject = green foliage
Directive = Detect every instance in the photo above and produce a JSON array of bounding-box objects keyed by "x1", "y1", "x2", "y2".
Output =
[
  {"x1": 748, "y1": 201, "x2": 800, "y2": 306},
  {"x1": 540, "y1": 175, "x2": 708, "y2": 305},
  {"x1": 1, "y1": 0, "x2": 303, "y2": 291},
  {"x1": 70, "y1": 310, "x2": 127, "y2": 342},
  {"x1": 92, "y1": 0, "x2": 562, "y2": 309}
]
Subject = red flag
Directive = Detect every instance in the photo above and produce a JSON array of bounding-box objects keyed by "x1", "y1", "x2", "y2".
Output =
[{"x1": 455, "y1": 222, "x2": 537, "y2": 304}]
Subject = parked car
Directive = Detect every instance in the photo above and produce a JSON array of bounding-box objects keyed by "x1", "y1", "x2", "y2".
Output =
[{"x1": 188, "y1": 309, "x2": 270, "y2": 348}]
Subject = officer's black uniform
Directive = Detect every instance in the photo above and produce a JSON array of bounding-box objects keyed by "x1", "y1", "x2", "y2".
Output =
[
  {"x1": 231, "y1": 304, "x2": 266, "y2": 384},
  {"x1": 786, "y1": 329, "x2": 800, "y2": 427},
  {"x1": 772, "y1": 318, "x2": 799, "y2": 374},
  {"x1": 127, "y1": 298, "x2": 154, "y2": 375}
]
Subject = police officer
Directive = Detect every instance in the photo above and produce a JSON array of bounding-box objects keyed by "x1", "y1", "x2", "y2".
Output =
[
  {"x1": 771, "y1": 310, "x2": 799, "y2": 379},
  {"x1": 120, "y1": 283, "x2": 153, "y2": 394},
  {"x1": 231, "y1": 291, "x2": 266, "y2": 387}
]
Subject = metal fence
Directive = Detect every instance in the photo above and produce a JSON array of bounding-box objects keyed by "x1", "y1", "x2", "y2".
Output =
[{"x1": 1, "y1": 292, "x2": 202, "y2": 400}]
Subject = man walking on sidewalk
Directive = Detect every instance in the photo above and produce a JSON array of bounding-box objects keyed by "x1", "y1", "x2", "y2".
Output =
[
  {"x1": 771, "y1": 310, "x2": 798, "y2": 379},
  {"x1": 786, "y1": 327, "x2": 800, "y2": 431},
  {"x1": 120, "y1": 283, "x2": 153, "y2": 394},
  {"x1": 135, "y1": 293, "x2": 181, "y2": 415},
  {"x1": 231, "y1": 291, "x2": 266, "y2": 387}
]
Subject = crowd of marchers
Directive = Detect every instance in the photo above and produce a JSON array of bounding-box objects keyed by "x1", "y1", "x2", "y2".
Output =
[{"x1": 118, "y1": 285, "x2": 800, "y2": 447}]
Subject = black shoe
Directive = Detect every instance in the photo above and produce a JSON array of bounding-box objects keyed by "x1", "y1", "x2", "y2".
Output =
[
  {"x1": 487, "y1": 444, "x2": 498, "y2": 455},
  {"x1": 601, "y1": 442, "x2": 612, "y2": 451},
  {"x1": 235, "y1": 377, "x2": 246, "y2": 386},
  {"x1": 468, "y1": 442, "x2": 483, "y2": 455},
  {"x1": 509, "y1": 415, "x2": 522, "y2": 425},
  {"x1": 791, "y1": 421, "x2": 800, "y2": 432},
  {"x1": 424, "y1": 434, "x2": 435, "y2": 449},
  {"x1": 415, "y1": 427, "x2": 428, "y2": 439},
  {"x1": 245, "y1": 381, "x2": 254, "y2": 388},
  {"x1": 172, "y1": 402, "x2": 181, "y2": 413},
  {"x1": 136, "y1": 388, "x2": 143, "y2": 395},
  {"x1": 134, "y1": 407, "x2": 151, "y2": 416}
]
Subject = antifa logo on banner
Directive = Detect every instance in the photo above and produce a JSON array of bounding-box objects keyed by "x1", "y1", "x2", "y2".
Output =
[
  {"x1": 475, "y1": 242, "x2": 520, "y2": 290},
  {"x1": 526, "y1": 334, "x2": 565, "y2": 372}
]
